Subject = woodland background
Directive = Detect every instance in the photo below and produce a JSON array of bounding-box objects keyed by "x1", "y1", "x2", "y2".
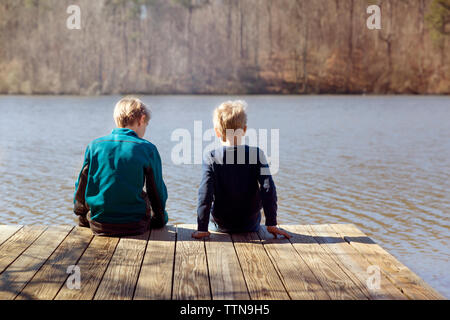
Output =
[{"x1": 0, "y1": 0, "x2": 449, "y2": 95}]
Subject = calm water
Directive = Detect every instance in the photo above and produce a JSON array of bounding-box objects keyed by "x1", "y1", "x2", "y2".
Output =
[{"x1": 0, "y1": 95, "x2": 449, "y2": 298}]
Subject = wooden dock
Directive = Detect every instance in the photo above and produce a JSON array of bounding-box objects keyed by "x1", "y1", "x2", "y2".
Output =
[{"x1": 0, "y1": 224, "x2": 444, "y2": 300}]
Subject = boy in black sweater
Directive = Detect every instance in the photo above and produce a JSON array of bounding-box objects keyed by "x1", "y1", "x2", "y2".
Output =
[{"x1": 192, "y1": 101, "x2": 290, "y2": 239}]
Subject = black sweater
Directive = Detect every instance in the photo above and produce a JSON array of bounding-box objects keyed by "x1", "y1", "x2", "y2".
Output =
[{"x1": 197, "y1": 145, "x2": 278, "y2": 232}]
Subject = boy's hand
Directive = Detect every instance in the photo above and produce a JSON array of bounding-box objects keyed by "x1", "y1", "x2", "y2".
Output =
[
  {"x1": 266, "y1": 226, "x2": 291, "y2": 239},
  {"x1": 192, "y1": 231, "x2": 211, "y2": 240}
]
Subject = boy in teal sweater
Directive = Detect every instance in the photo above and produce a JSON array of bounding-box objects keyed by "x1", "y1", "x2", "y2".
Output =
[{"x1": 74, "y1": 97, "x2": 168, "y2": 236}]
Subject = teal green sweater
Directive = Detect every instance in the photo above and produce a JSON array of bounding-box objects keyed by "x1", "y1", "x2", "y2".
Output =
[{"x1": 74, "y1": 128, "x2": 168, "y2": 224}]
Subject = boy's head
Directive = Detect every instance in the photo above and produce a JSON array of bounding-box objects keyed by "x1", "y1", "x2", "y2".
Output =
[
  {"x1": 213, "y1": 100, "x2": 248, "y2": 144},
  {"x1": 113, "y1": 97, "x2": 151, "y2": 138}
]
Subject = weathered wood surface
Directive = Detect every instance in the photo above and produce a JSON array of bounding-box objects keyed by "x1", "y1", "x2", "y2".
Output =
[
  {"x1": 308, "y1": 224, "x2": 407, "y2": 300},
  {"x1": 329, "y1": 224, "x2": 445, "y2": 300},
  {"x1": 0, "y1": 225, "x2": 22, "y2": 247},
  {"x1": 282, "y1": 225, "x2": 368, "y2": 300},
  {"x1": 0, "y1": 224, "x2": 444, "y2": 300},
  {"x1": 0, "y1": 225, "x2": 72, "y2": 299},
  {"x1": 206, "y1": 229, "x2": 250, "y2": 300},
  {"x1": 134, "y1": 225, "x2": 176, "y2": 300},
  {"x1": 172, "y1": 224, "x2": 210, "y2": 300},
  {"x1": 0, "y1": 226, "x2": 47, "y2": 274},
  {"x1": 257, "y1": 226, "x2": 329, "y2": 300},
  {"x1": 94, "y1": 231, "x2": 150, "y2": 300},
  {"x1": 231, "y1": 232, "x2": 290, "y2": 300},
  {"x1": 55, "y1": 235, "x2": 119, "y2": 300},
  {"x1": 16, "y1": 227, "x2": 94, "y2": 300}
]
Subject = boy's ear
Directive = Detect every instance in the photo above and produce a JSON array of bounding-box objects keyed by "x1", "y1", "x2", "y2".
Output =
[
  {"x1": 214, "y1": 127, "x2": 221, "y2": 139},
  {"x1": 140, "y1": 114, "x2": 147, "y2": 126}
]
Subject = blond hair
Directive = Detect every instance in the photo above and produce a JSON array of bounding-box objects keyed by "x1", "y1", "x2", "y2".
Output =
[
  {"x1": 113, "y1": 97, "x2": 151, "y2": 128},
  {"x1": 213, "y1": 100, "x2": 248, "y2": 141}
]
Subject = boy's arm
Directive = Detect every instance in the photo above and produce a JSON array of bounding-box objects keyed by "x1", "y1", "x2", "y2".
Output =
[
  {"x1": 196, "y1": 158, "x2": 214, "y2": 232},
  {"x1": 74, "y1": 146, "x2": 90, "y2": 217},
  {"x1": 257, "y1": 150, "x2": 278, "y2": 227},
  {"x1": 146, "y1": 146, "x2": 168, "y2": 228},
  {"x1": 256, "y1": 150, "x2": 290, "y2": 238}
]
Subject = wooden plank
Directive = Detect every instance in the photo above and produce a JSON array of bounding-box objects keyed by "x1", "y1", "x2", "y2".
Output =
[
  {"x1": 282, "y1": 225, "x2": 368, "y2": 300},
  {"x1": 0, "y1": 224, "x2": 440, "y2": 301},
  {"x1": 55, "y1": 235, "x2": 119, "y2": 300},
  {"x1": 257, "y1": 226, "x2": 329, "y2": 300},
  {"x1": 0, "y1": 225, "x2": 23, "y2": 246},
  {"x1": 172, "y1": 224, "x2": 210, "y2": 300},
  {"x1": 16, "y1": 227, "x2": 94, "y2": 300},
  {"x1": 94, "y1": 231, "x2": 150, "y2": 300},
  {"x1": 134, "y1": 226, "x2": 176, "y2": 300},
  {"x1": 308, "y1": 224, "x2": 407, "y2": 300},
  {"x1": 205, "y1": 230, "x2": 250, "y2": 300},
  {"x1": 231, "y1": 231, "x2": 289, "y2": 300},
  {"x1": 0, "y1": 225, "x2": 47, "y2": 274},
  {"x1": 0, "y1": 225, "x2": 73, "y2": 300},
  {"x1": 330, "y1": 224, "x2": 445, "y2": 300}
]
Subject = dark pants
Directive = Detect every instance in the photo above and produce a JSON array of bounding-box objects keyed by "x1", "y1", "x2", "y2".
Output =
[
  {"x1": 210, "y1": 212, "x2": 261, "y2": 233},
  {"x1": 79, "y1": 191, "x2": 153, "y2": 237}
]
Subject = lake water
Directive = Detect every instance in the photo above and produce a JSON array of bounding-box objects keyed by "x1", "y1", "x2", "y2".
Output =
[{"x1": 0, "y1": 95, "x2": 449, "y2": 298}]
